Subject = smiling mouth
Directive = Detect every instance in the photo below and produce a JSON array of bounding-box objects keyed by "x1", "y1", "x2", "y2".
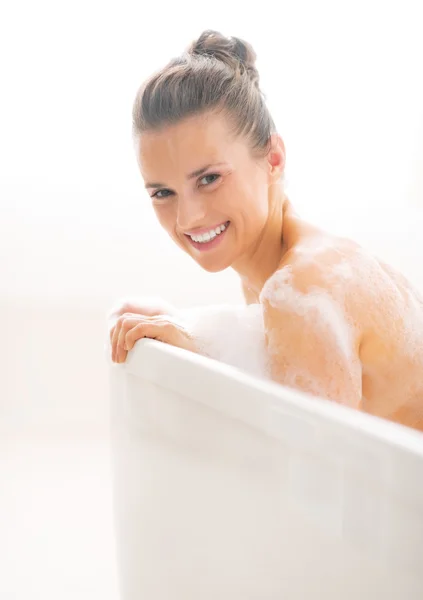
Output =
[{"x1": 185, "y1": 221, "x2": 230, "y2": 251}]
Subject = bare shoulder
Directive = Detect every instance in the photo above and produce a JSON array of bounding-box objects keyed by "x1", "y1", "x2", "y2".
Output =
[
  {"x1": 260, "y1": 231, "x2": 366, "y2": 314},
  {"x1": 260, "y1": 227, "x2": 420, "y2": 349},
  {"x1": 258, "y1": 225, "x2": 423, "y2": 407},
  {"x1": 259, "y1": 231, "x2": 366, "y2": 404}
]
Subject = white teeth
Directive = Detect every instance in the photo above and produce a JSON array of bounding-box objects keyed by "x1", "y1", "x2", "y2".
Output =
[{"x1": 189, "y1": 222, "x2": 228, "y2": 244}]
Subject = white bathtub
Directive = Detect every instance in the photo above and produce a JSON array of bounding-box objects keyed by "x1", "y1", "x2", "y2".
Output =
[{"x1": 110, "y1": 339, "x2": 423, "y2": 600}]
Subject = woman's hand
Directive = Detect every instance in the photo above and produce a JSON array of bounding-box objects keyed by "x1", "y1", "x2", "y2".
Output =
[
  {"x1": 110, "y1": 312, "x2": 196, "y2": 364},
  {"x1": 108, "y1": 297, "x2": 177, "y2": 322},
  {"x1": 108, "y1": 296, "x2": 181, "y2": 363}
]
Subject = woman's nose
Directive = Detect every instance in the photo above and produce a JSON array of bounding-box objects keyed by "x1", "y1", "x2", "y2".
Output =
[{"x1": 176, "y1": 195, "x2": 207, "y2": 231}]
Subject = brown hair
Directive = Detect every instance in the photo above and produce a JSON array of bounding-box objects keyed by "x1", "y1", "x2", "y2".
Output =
[{"x1": 132, "y1": 30, "x2": 276, "y2": 155}]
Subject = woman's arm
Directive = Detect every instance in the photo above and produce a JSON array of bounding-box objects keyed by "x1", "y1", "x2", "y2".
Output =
[{"x1": 261, "y1": 267, "x2": 362, "y2": 407}]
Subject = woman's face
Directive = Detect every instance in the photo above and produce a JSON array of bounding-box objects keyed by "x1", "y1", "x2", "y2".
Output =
[{"x1": 137, "y1": 112, "x2": 281, "y2": 272}]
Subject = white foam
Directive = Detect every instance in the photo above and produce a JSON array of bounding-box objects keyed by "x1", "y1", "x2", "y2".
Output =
[
  {"x1": 330, "y1": 260, "x2": 354, "y2": 280},
  {"x1": 179, "y1": 304, "x2": 269, "y2": 379},
  {"x1": 176, "y1": 243, "x2": 423, "y2": 414},
  {"x1": 261, "y1": 267, "x2": 354, "y2": 361}
]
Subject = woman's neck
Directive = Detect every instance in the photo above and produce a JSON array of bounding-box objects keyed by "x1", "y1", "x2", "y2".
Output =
[{"x1": 232, "y1": 184, "x2": 297, "y2": 299}]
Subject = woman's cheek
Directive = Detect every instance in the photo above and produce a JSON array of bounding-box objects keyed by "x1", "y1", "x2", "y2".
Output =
[{"x1": 153, "y1": 203, "x2": 175, "y2": 232}]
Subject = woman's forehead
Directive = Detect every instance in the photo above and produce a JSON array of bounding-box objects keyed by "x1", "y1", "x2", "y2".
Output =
[{"x1": 138, "y1": 113, "x2": 246, "y2": 177}]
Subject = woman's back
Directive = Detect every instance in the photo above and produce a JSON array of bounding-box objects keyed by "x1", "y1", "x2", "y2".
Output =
[
  {"x1": 267, "y1": 215, "x2": 423, "y2": 430},
  {"x1": 358, "y1": 253, "x2": 423, "y2": 429}
]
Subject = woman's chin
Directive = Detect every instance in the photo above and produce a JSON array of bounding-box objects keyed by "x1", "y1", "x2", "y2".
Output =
[
  {"x1": 185, "y1": 248, "x2": 233, "y2": 272},
  {"x1": 191, "y1": 254, "x2": 230, "y2": 272}
]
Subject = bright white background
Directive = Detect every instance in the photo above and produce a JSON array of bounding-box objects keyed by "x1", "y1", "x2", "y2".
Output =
[{"x1": 1, "y1": 1, "x2": 423, "y2": 598}]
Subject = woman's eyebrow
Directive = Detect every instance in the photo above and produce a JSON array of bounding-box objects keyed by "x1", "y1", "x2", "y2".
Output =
[
  {"x1": 187, "y1": 163, "x2": 226, "y2": 179},
  {"x1": 145, "y1": 163, "x2": 227, "y2": 188},
  {"x1": 145, "y1": 181, "x2": 164, "y2": 189}
]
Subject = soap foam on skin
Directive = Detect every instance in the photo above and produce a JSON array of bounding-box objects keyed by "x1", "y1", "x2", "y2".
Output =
[
  {"x1": 258, "y1": 262, "x2": 364, "y2": 405},
  {"x1": 260, "y1": 266, "x2": 355, "y2": 362},
  {"x1": 177, "y1": 257, "x2": 358, "y2": 395},
  {"x1": 263, "y1": 244, "x2": 423, "y2": 422},
  {"x1": 175, "y1": 237, "x2": 423, "y2": 424},
  {"x1": 329, "y1": 260, "x2": 355, "y2": 281}
]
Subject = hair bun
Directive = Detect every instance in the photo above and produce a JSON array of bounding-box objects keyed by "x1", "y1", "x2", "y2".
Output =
[{"x1": 188, "y1": 30, "x2": 259, "y2": 88}]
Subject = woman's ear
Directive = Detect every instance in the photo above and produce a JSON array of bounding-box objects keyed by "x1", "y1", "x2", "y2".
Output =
[{"x1": 267, "y1": 134, "x2": 286, "y2": 182}]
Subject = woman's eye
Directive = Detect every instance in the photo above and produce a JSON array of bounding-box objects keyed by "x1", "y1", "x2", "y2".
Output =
[
  {"x1": 199, "y1": 173, "x2": 220, "y2": 186},
  {"x1": 152, "y1": 189, "x2": 173, "y2": 199}
]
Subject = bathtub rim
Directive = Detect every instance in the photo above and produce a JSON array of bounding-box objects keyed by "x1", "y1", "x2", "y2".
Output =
[{"x1": 111, "y1": 338, "x2": 423, "y2": 461}]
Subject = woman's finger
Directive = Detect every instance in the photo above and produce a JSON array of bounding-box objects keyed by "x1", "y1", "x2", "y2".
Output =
[
  {"x1": 112, "y1": 314, "x2": 134, "y2": 363},
  {"x1": 124, "y1": 321, "x2": 161, "y2": 351},
  {"x1": 111, "y1": 321, "x2": 121, "y2": 362},
  {"x1": 125, "y1": 320, "x2": 192, "y2": 352},
  {"x1": 112, "y1": 317, "x2": 194, "y2": 363},
  {"x1": 115, "y1": 316, "x2": 138, "y2": 363}
]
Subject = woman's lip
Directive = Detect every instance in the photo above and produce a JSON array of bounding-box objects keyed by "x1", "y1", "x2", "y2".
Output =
[
  {"x1": 184, "y1": 221, "x2": 229, "y2": 236},
  {"x1": 186, "y1": 222, "x2": 230, "y2": 252}
]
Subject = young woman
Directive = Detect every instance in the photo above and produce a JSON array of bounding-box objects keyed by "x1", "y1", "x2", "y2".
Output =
[{"x1": 110, "y1": 30, "x2": 423, "y2": 431}]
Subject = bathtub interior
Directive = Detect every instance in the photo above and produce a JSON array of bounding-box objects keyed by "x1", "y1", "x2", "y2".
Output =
[{"x1": 110, "y1": 339, "x2": 423, "y2": 600}]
